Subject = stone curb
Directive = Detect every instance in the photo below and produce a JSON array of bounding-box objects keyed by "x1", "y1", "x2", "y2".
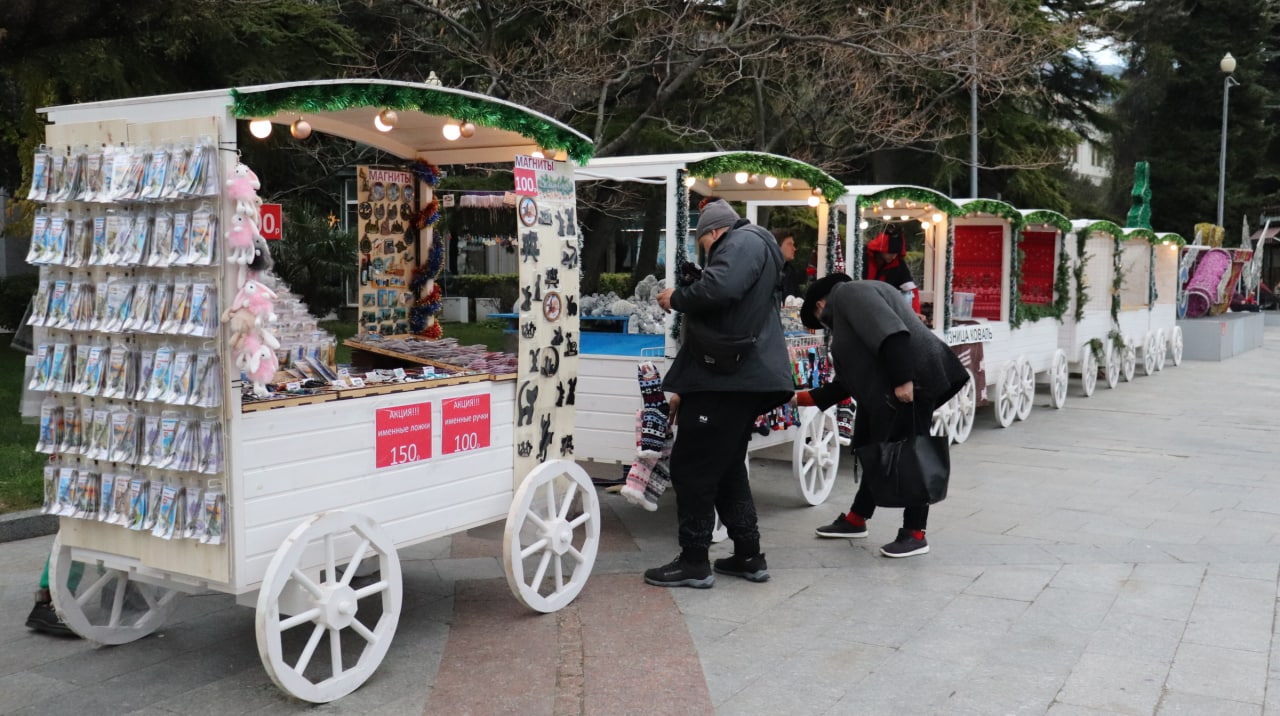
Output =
[{"x1": 0, "y1": 509, "x2": 57, "y2": 543}]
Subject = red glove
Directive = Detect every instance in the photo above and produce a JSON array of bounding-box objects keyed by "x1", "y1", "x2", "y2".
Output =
[{"x1": 795, "y1": 391, "x2": 816, "y2": 407}]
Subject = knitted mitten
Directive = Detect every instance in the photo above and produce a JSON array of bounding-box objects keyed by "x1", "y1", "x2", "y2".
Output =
[{"x1": 637, "y1": 361, "x2": 669, "y2": 457}]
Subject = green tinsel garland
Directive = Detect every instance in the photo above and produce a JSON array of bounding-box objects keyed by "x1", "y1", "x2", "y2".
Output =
[
  {"x1": 1082, "y1": 220, "x2": 1125, "y2": 244},
  {"x1": 671, "y1": 169, "x2": 689, "y2": 342},
  {"x1": 685, "y1": 153, "x2": 845, "y2": 203},
  {"x1": 1155, "y1": 233, "x2": 1187, "y2": 247},
  {"x1": 1072, "y1": 225, "x2": 1090, "y2": 322},
  {"x1": 856, "y1": 188, "x2": 962, "y2": 216},
  {"x1": 959, "y1": 199, "x2": 1024, "y2": 228},
  {"x1": 1022, "y1": 210, "x2": 1072, "y2": 237},
  {"x1": 825, "y1": 208, "x2": 839, "y2": 275},
  {"x1": 944, "y1": 223, "x2": 955, "y2": 330},
  {"x1": 231, "y1": 85, "x2": 594, "y2": 164},
  {"x1": 1124, "y1": 228, "x2": 1157, "y2": 244},
  {"x1": 1010, "y1": 244, "x2": 1025, "y2": 329},
  {"x1": 1148, "y1": 243, "x2": 1157, "y2": 309},
  {"x1": 851, "y1": 205, "x2": 864, "y2": 279},
  {"x1": 1012, "y1": 226, "x2": 1071, "y2": 327},
  {"x1": 1110, "y1": 238, "x2": 1124, "y2": 323}
]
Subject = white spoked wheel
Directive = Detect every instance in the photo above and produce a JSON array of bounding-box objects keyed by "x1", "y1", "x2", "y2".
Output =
[
  {"x1": 1104, "y1": 344, "x2": 1120, "y2": 389},
  {"x1": 1141, "y1": 333, "x2": 1158, "y2": 376},
  {"x1": 48, "y1": 534, "x2": 183, "y2": 645},
  {"x1": 1121, "y1": 343, "x2": 1137, "y2": 383},
  {"x1": 504, "y1": 460, "x2": 600, "y2": 614},
  {"x1": 994, "y1": 360, "x2": 1020, "y2": 428},
  {"x1": 930, "y1": 401, "x2": 951, "y2": 442},
  {"x1": 950, "y1": 369, "x2": 977, "y2": 444},
  {"x1": 792, "y1": 406, "x2": 840, "y2": 506},
  {"x1": 1154, "y1": 330, "x2": 1168, "y2": 372},
  {"x1": 1170, "y1": 326, "x2": 1184, "y2": 366},
  {"x1": 1016, "y1": 357, "x2": 1035, "y2": 421},
  {"x1": 256, "y1": 511, "x2": 402, "y2": 704},
  {"x1": 1080, "y1": 346, "x2": 1098, "y2": 397},
  {"x1": 1049, "y1": 349, "x2": 1069, "y2": 409}
]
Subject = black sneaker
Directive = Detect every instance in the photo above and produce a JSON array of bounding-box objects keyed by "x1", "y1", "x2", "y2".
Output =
[
  {"x1": 815, "y1": 513, "x2": 868, "y2": 539},
  {"x1": 25, "y1": 599, "x2": 77, "y2": 637},
  {"x1": 644, "y1": 556, "x2": 714, "y2": 588},
  {"x1": 713, "y1": 553, "x2": 770, "y2": 582},
  {"x1": 880, "y1": 529, "x2": 929, "y2": 558}
]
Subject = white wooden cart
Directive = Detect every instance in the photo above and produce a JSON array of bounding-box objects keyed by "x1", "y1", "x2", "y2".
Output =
[
  {"x1": 572, "y1": 152, "x2": 849, "y2": 506},
  {"x1": 1115, "y1": 228, "x2": 1185, "y2": 378},
  {"x1": 1059, "y1": 220, "x2": 1128, "y2": 394},
  {"x1": 36, "y1": 80, "x2": 602, "y2": 704}
]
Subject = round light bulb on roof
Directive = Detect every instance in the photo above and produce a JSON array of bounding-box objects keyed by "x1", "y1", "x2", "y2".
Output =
[
  {"x1": 921, "y1": 221, "x2": 931, "y2": 229},
  {"x1": 441, "y1": 123, "x2": 462, "y2": 140},
  {"x1": 460, "y1": 122, "x2": 476, "y2": 138},
  {"x1": 781, "y1": 180, "x2": 793, "y2": 191},
  {"x1": 932, "y1": 212, "x2": 944, "y2": 223},
  {"x1": 859, "y1": 219, "x2": 870, "y2": 230},
  {"x1": 734, "y1": 172, "x2": 749, "y2": 184},
  {"x1": 764, "y1": 176, "x2": 778, "y2": 188},
  {"x1": 707, "y1": 176, "x2": 720, "y2": 188},
  {"x1": 374, "y1": 115, "x2": 393, "y2": 133},
  {"x1": 290, "y1": 119, "x2": 312, "y2": 139},
  {"x1": 248, "y1": 119, "x2": 273, "y2": 139},
  {"x1": 530, "y1": 148, "x2": 545, "y2": 159},
  {"x1": 684, "y1": 176, "x2": 697, "y2": 188},
  {"x1": 900, "y1": 215, "x2": 909, "y2": 221},
  {"x1": 807, "y1": 195, "x2": 821, "y2": 207},
  {"x1": 885, "y1": 199, "x2": 895, "y2": 209},
  {"x1": 378, "y1": 109, "x2": 398, "y2": 128}
]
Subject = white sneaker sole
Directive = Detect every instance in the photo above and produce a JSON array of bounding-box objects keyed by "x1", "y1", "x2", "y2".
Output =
[
  {"x1": 815, "y1": 528, "x2": 868, "y2": 539},
  {"x1": 880, "y1": 544, "x2": 929, "y2": 558}
]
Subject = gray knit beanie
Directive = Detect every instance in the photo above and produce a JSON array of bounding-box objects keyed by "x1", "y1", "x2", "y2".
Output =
[{"x1": 694, "y1": 199, "x2": 739, "y2": 239}]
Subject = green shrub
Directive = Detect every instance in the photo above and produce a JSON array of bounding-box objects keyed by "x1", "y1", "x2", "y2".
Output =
[
  {"x1": 598, "y1": 273, "x2": 634, "y2": 296},
  {"x1": 0, "y1": 273, "x2": 38, "y2": 330},
  {"x1": 449, "y1": 274, "x2": 519, "y2": 312}
]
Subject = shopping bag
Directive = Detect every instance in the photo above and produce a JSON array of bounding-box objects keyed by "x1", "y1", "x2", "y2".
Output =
[{"x1": 855, "y1": 432, "x2": 950, "y2": 508}]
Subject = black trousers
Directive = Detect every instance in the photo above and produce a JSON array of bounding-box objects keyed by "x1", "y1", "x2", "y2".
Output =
[
  {"x1": 850, "y1": 391, "x2": 936, "y2": 531},
  {"x1": 669, "y1": 391, "x2": 790, "y2": 561}
]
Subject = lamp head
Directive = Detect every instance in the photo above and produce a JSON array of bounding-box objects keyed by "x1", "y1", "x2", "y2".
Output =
[{"x1": 1221, "y1": 53, "x2": 1237, "y2": 74}]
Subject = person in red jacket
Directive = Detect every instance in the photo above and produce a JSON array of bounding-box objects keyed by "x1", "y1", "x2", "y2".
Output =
[{"x1": 866, "y1": 224, "x2": 921, "y2": 315}]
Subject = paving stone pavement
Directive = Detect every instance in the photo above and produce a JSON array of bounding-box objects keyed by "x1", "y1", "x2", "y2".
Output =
[{"x1": 3, "y1": 329, "x2": 1280, "y2": 715}]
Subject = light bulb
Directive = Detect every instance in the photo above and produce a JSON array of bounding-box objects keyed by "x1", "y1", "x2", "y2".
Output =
[
  {"x1": 764, "y1": 175, "x2": 778, "y2": 188},
  {"x1": 707, "y1": 176, "x2": 720, "y2": 188},
  {"x1": 530, "y1": 148, "x2": 545, "y2": 159},
  {"x1": 248, "y1": 119, "x2": 273, "y2": 139},
  {"x1": 374, "y1": 115, "x2": 393, "y2": 132},
  {"x1": 885, "y1": 199, "x2": 895, "y2": 209},
  {"x1": 734, "y1": 171, "x2": 749, "y2": 184},
  {"x1": 1163, "y1": 240, "x2": 1172, "y2": 245},
  {"x1": 684, "y1": 176, "x2": 697, "y2": 188},
  {"x1": 378, "y1": 109, "x2": 398, "y2": 129},
  {"x1": 460, "y1": 122, "x2": 476, "y2": 138},
  {"x1": 807, "y1": 195, "x2": 821, "y2": 207},
  {"x1": 781, "y1": 180, "x2": 793, "y2": 191},
  {"x1": 748, "y1": 173, "x2": 759, "y2": 184},
  {"x1": 900, "y1": 215, "x2": 909, "y2": 221},
  {"x1": 290, "y1": 120, "x2": 312, "y2": 139},
  {"x1": 441, "y1": 123, "x2": 462, "y2": 140},
  {"x1": 932, "y1": 212, "x2": 944, "y2": 223},
  {"x1": 921, "y1": 221, "x2": 931, "y2": 229},
  {"x1": 859, "y1": 220, "x2": 870, "y2": 230}
]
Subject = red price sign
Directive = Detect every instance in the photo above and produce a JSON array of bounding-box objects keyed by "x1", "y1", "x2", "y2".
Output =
[
  {"x1": 259, "y1": 203, "x2": 283, "y2": 240},
  {"x1": 375, "y1": 402, "x2": 432, "y2": 469},
  {"x1": 513, "y1": 154, "x2": 554, "y2": 197},
  {"x1": 441, "y1": 394, "x2": 491, "y2": 455}
]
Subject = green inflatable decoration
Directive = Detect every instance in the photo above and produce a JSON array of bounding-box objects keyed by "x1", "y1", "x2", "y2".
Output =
[{"x1": 1126, "y1": 161, "x2": 1152, "y2": 230}]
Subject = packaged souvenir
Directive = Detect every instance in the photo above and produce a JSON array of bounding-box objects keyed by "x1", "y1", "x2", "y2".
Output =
[
  {"x1": 56, "y1": 467, "x2": 77, "y2": 517},
  {"x1": 88, "y1": 214, "x2": 108, "y2": 265},
  {"x1": 199, "y1": 137, "x2": 220, "y2": 197},
  {"x1": 171, "y1": 419, "x2": 197, "y2": 472},
  {"x1": 28, "y1": 344, "x2": 51, "y2": 392},
  {"x1": 76, "y1": 344, "x2": 106, "y2": 397},
  {"x1": 35, "y1": 397, "x2": 62, "y2": 453},
  {"x1": 101, "y1": 342, "x2": 134, "y2": 400},
  {"x1": 107, "y1": 472, "x2": 132, "y2": 525},
  {"x1": 98, "y1": 145, "x2": 118, "y2": 203},
  {"x1": 123, "y1": 278, "x2": 153, "y2": 332},
  {"x1": 87, "y1": 407, "x2": 111, "y2": 460},
  {"x1": 87, "y1": 278, "x2": 109, "y2": 332},
  {"x1": 64, "y1": 148, "x2": 88, "y2": 202},
  {"x1": 198, "y1": 421, "x2": 223, "y2": 475},
  {"x1": 164, "y1": 351, "x2": 195, "y2": 404},
  {"x1": 140, "y1": 146, "x2": 169, "y2": 201},
  {"x1": 48, "y1": 342, "x2": 72, "y2": 392},
  {"x1": 73, "y1": 470, "x2": 99, "y2": 520},
  {"x1": 28, "y1": 279, "x2": 52, "y2": 326},
  {"x1": 149, "y1": 211, "x2": 175, "y2": 268},
  {"x1": 58, "y1": 402, "x2": 84, "y2": 455},
  {"x1": 152, "y1": 482, "x2": 180, "y2": 539},
  {"x1": 135, "y1": 349, "x2": 156, "y2": 402},
  {"x1": 187, "y1": 206, "x2": 216, "y2": 266},
  {"x1": 142, "y1": 280, "x2": 171, "y2": 333},
  {"x1": 102, "y1": 278, "x2": 135, "y2": 333},
  {"x1": 199, "y1": 485, "x2": 225, "y2": 545},
  {"x1": 83, "y1": 149, "x2": 103, "y2": 203},
  {"x1": 47, "y1": 151, "x2": 67, "y2": 204},
  {"x1": 143, "y1": 479, "x2": 164, "y2": 531},
  {"x1": 102, "y1": 210, "x2": 129, "y2": 266},
  {"x1": 41, "y1": 464, "x2": 58, "y2": 514},
  {"x1": 139, "y1": 412, "x2": 161, "y2": 467},
  {"x1": 163, "y1": 144, "x2": 188, "y2": 200},
  {"x1": 182, "y1": 484, "x2": 203, "y2": 539},
  {"x1": 112, "y1": 146, "x2": 146, "y2": 202},
  {"x1": 51, "y1": 278, "x2": 79, "y2": 329},
  {"x1": 108, "y1": 408, "x2": 139, "y2": 464},
  {"x1": 127, "y1": 477, "x2": 149, "y2": 530},
  {"x1": 98, "y1": 473, "x2": 116, "y2": 522},
  {"x1": 145, "y1": 345, "x2": 175, "y2": 402},
  {"x1": 65, "y1": 214, "x2": 91, "y2": 268},
  {"x1": 24, "y1": 212, "x2": 49, "y2": 265},
  {"x1": 186, "y1": 284, "x2": 218, "y2": 337},
  {"x1": 191, "y1": 352, "x2": 221, "y2": 408},
  {"x1": 118, "y1": 211, "x2": 150, "y2": 267},
  {"x1": 168, "y1": 211, "x2": 189, "y2": 266},
  {"x1": 27, "y1": 145, "x2": 51, "y2": 201},
  {"x1": 161, "y1": 280, "x2": 191, "y2": 334},
  {"x1": 155, "y1": 411, "x2": 181, "y2": 468}
]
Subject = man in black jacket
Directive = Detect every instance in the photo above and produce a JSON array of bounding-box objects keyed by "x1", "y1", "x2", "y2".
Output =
[
  {"x1": 647, "y1": 199, "x2": 795, "y2": 588},
  {"x1": 771, "y1": 227, "x2": 806, "y2": 299},
  {"x1": 797, "y1": 274, "x2": 969, "y2": 557}
]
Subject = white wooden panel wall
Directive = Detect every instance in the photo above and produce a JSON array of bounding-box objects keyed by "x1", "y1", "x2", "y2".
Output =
[
  {"x1": 1117, "y1": 309, "x2": 1151, "y2": 343},
  {"x1": 1120, "y1": 240, "x2": 1152, "y2": 309},
  {"x1": 1006, "y1": 321, "x2": 1062, "y2": 373},
  {"x1": 233, "y1": 381, "x2": 515, "y2": 590},
  {"x1": 1155, "y1": 245, "x2": 1179, "y2": 306},
  {"x1": 1150, "y1": 304, "x2": 1177, "y2": 334},
  {"x1": 1060, "y1": 313, "x2": 1112, "y2": 363}
]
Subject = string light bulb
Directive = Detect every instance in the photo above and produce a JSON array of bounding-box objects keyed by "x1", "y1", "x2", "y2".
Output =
[
  {"x1": 530, "y1": 148, "x2": 545, "y2": 159},
  {"x1": 248, "y1": 119, "x2": 273, "y2": 139},
  {"x1": 807, "y1": 195, "x2": 821, "y2": 207},
  {"x1": 377, "y1": 109, "x2": 398, "y2": 130},
  {"x1": 921, "y1": 221, "x2": 932, "y2": 229},
  {"x1": 441, "y1": 122, "x2": 462, "y2": 140},
  {"x1": 932, "y1": 212, "x2": 944, "y2": 223},
  {"x1": 859, "y1": 219, "x2": 870, "y2": 230},
  {"x1": 748, "y1": 173, "x2": 760, "y2": 184},
  {"x1": 811, "y1": 187, "x2": 824, "y2": 196},
  {"x1": 707, "y1": 176, "x2": 720, "y2": 188},
  {"x1": 764, "y1": 176, "x2": 779, "y2": 188},
  {"x1": 885, "y1": 199, "x2": 895, "y2": 209},
  {"x1": 290, "y1": 120, "x2": 312, "y2": 140},
  {"x1": 900, "y1": 215, "x2": 909, "y2": 221},
  {"x1": 684, "y1": 176, "x2": 697, "y2": 188},
  {"x1": 734, "y1": 171, "x2": 750, "y2": 184},
  {"x1": 781, "y1": 180, "x2": 793, "y2": 191},
  {"x1": 460, "y1": 122, "x2": 477, "y2": 138}
]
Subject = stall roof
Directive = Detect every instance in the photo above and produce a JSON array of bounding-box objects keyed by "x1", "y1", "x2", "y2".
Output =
[
  {"x1": 957, "y1": 197, "x2": 1023, "y2": 226},
  {"x1": 40, "y1": 79, "x2": 594, "y2": 166},
  {"x1": 1019, "y1": 209, "x2": 1072, "y2": 235},
  {"x1": 840, "y1": 185, "x2": 961, "y2": 219},
  {"x1": 576, "y1": 151, "x2": 845, "y2": 203}
]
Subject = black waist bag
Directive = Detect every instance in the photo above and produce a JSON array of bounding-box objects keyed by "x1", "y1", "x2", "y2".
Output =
[{"x1": 689, "y1": 327, "x2": 757, "y2": 375}]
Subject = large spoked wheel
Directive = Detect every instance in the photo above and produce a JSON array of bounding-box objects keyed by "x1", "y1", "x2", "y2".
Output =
[
  {"x1": 792, "y1": 406, "x2": 840, "y2": 505},
  {"x1": 504, "y1": 460, "x2": 600, "y2": 614},
  {"x1": 1080, "y1": 346, "x2": 1098, "y2": 397},
  {"x1": 949, "y1": 369, "x2": 977, "y2": 444},
  {"x1": 931, "y1": 401, "x2": 952, "y2": 443},
  {"x1": 1104, "y1": 344, "x2": 1120, "y2": 389},
  {"x1": 1141, "y1": 333, "x2": 1158, "y2": 376},
  {"x1": 1121, "y1": 342, "x2": 1137, "y2": 382},
  {"x1": 1170, "y1": 326, "x2": 1184, "y2": 366},
  {"x1": 256, "y1": 511, "x2": 402, "y2": 703},
  {"x1": 994, "y1": 360, "x2": 1020, "y2": 428},
  {"x1": 1048, "y1": 349, "x2": 1069, "y2": 409},
  {"x1": 1016, "y1": 357, "x2": 1035, "y2": 421},
  {"x1": 49, "y1": 535, "x2": 184, "y2": 645},
  {"x1": 1154, "y1": 330, "x2": 1168, "y2": 372}
]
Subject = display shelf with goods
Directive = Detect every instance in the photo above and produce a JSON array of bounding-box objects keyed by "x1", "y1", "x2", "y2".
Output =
[
  {"x1": 28, "y1": 79, "x2": 600, "y2": 704},
  {"x1": 569, "y1": 152, "x2": 849, "y2": 506}
]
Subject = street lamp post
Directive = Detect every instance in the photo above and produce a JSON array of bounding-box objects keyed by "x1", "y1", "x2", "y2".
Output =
[{"x1": 1217, "y1": 52, "x2": 1239, "y2": 228}]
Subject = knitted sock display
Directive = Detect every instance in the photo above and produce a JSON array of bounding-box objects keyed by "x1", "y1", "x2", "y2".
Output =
[
  {"x1": 637, "y1": 361, "x2": 669, "y2": 458},
  {"x1": 621, "y1": 408, "x2": 674, "y2": 512},
  {"x1": 837, "y1": 400, "x2": 855, "y2": 441},
  {"x1": 644, "y1": 437, "x2": 673, "y2": 507}
]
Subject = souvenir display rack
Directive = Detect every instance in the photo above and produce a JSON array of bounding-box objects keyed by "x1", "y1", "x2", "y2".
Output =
[{"x1": 29, "y1": 79, "x2": 601, "y2": 705}]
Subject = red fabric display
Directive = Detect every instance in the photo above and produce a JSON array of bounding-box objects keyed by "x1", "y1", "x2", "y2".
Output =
[
  {"x1": 1018, "y1": 230, "x2": 1056, "y2": 305},
  {"x1": 952, "y1": 224, "x2": 1005, "y2": 320}
]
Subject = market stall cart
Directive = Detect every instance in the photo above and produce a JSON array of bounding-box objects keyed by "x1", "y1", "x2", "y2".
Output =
[
  {"x1": 29, "y1": 79, "x2": 601, "y2": 703},
  {"x1": 1059, "y1": 219, "x2": 1126, "y2": 394}
]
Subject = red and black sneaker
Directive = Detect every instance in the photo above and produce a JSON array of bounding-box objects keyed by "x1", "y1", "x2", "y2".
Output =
[
  {"x1": 815, "y1": 513, "x2": 867, "y2": 539},
  {"x1": 880, "y1": 528, "x2": 929, "y2": 558}
]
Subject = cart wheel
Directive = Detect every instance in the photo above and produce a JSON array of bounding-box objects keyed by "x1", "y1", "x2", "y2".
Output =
[
  {"x1": 1016, "y1": 357, "x2": 1035, "y2": 421},
  {"x1": 504, "y1": 460, "x2": 600, "y2": 613},
  {"x1": 1170, "y1": 326, "x2": 1184, "y2": 366},
  {"x1": 1048, "y1": 349, "x2": 1069, "y2": 409},
  {"x1": 994, "y1": 360, "x2": 1020, "y2": 428},
  {"x1": 1121, "y1": 342, "x2": 1137, "y2": 382},
  {"x1": 950, "y1": 369, "x2": 977, "y2": 444},
  {"x1": 1104, "y1": 344, "x2": 1120, "y2": 389},
  {"x1": 1080, "y1": 345, "x2": 1098, "y2": 397},
  {"x1": 1141, "y1": 333, "x2": 1158, "y2": 376},
  {"x1": 1154, "y1": 330, "x2": 1168, "y2": 372},
  {"x1": 931, "y1": 401, "x2": 951, "y2": 442},
  {"x1": 256, "y1": 511, "x2": 402, "y2": 704},
  {"x1": 48, "y1": 534, "x2": 183, "y2": 645},
  {"x1": 793, "y1": 406, "x2": 840, "y2": 506}
]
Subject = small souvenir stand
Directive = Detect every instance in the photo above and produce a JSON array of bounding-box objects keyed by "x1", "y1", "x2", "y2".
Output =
[
  {"x1": 1015, "y1": 209, "x2": 1075, "y2": 410},
  {"x1": 1115, "y1": 227, "x2": 1182, "y2": 377},
  {"x1": 1060, "y1": 219, "x2": 1126, "y2": 393},
  {"x1": 571, "y1": 152, "x2": 849, "y2": 505},
  {"x1": 29, "y1": 79, "x2": 601, "y2": 703}
]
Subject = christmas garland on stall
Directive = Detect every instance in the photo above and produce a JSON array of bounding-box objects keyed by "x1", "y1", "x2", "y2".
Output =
[
  {"x1": 944, "y1": 223, "x2": 955, "y2": 330},
  {"x1": 1011, "y1": 219, "x2": 1072, "y2": 327},
  {"x1": 671, "y1": 169, "x2": 690, "y2": 341},
  {"x1": 231, "y1": 85, "x2": 594, "y2": 163},
  {"x1": 685, "y1": 153, "x2": 846, "y2": 204},
  {"x1": 851, "y1": 204, "x2": 863, "y2": 279},
  {"x1": 856, "y1": 188, "x2": 962, "y2": 217},
  {"x1": 410, "y1": 237, "x2": 446, "y2": 338},
  {"x1": 825, "y1": 208, "x2": 840, "y2": 275},
  {"x1": 959, "y1": 199, "x2": 1024, "y2": 228}
]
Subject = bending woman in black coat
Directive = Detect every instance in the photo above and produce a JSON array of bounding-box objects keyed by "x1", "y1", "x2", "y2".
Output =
[{"x1": 796, "y1": 274, "x2": 969, "y2": 557}]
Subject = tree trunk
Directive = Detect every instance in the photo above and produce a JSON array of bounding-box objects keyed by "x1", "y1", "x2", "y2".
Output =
[
  {"x1": 631, "y1": 188, "x2": 664, "y2": 283},
  {"x1": 580, "y1": 184, "x2": 619, "y2": 294}
]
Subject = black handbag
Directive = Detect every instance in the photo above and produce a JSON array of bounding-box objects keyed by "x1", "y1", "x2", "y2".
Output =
[{"x1": 854, "y1": 406, "x2": 950, "y2": 507}]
